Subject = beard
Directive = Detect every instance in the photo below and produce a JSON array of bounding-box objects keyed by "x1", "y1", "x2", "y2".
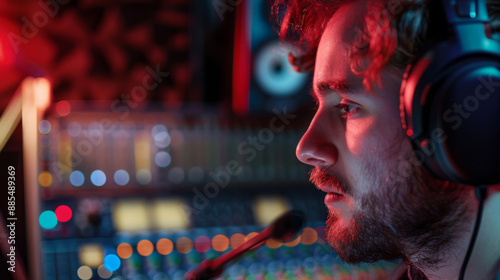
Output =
[{"x1": 309, "y1": 142, "x2": 473, "y2": 267}]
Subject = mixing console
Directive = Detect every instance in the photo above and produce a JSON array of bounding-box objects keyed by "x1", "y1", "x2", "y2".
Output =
[{"x1": 30, "y1": 104, "x2": 399, "y2": 280}]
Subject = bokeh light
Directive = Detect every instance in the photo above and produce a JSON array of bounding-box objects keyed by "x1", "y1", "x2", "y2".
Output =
[
  {"x1": 38, "y1": 171, "x2": 53, "y2": 187},
  {"x1": 38, "y1": 120, "x2": 51, "y2": 134},
  {"x1": 77, "y1": 266, "x2": 93, "y2": 280},
  {"x1": 55, "y1": 101, "x2": 71, "y2": 116},
  {"x1": 152, "y1": 124, "x2": 171, "y2": 148},
  {"x1": 154, "y1": 151, "x2": 172, "y2": 167},
  {"x1": 116, "y1": 243, "x2": 133, "y2": 259},
  {"x1": 194, "y1": 236, "x2": 211, "y2": 253},
  {"x1": 97, "y1": 265, "x2": 113, "y2": 279},
  {"x1": 103, "y1": 254, "x2": 121, "y2": 272},
  {"x1": 55, "y1": 205, "x2": 72, "y2": 222},
  {"x1": 265, "y1": 239, "x2": 282, "y2": 249},
  {"x1": 230, "y1": 233, "x2": 246, "y2": 249},
  {"x1": 113, "y1": 170, "x2": 130, "y2": 186},
  {"x1": 176, "y1": 237, "x2": 193, "y2": 254},
  {"x1": 212, "y1": 234, "x2": 229, "y2": 252},
  {"x1": 39, "y1": 210, "x2": 57, "y2": 230},
  {"x1": 136, "y1": 169, "x2": 152, "y2": 185},
  {"x1": 70, "y1": 170, "x2": 85, "y2": 187},
  {"x1": 284, "y1": 236, "x2": 301, "y2": 247},
  {"x1": 300, "y1": 227, "x2": 318, "y2": 245},
  {"x1": 167, "y1": 167, "x2": 185, "y2": 184},
  {"x1": 156, "y1": 238, "x2": 174, "y2": 255},
  {"x1": 90, "y1": 170, "x2": 106, "y2": 186},
  {"x1": 137, "y1": 240, "x2": 154, "y2": 256}
]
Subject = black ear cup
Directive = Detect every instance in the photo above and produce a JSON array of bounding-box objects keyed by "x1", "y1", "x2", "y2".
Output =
[
  {"x1": 399, "y1": 0, "x2": 500, "y2": 185},
  {"x1": 411, "y1": 56, "x2": 500, "y2": 185}
]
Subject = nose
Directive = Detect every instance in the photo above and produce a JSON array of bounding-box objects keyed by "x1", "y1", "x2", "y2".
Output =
[{"x1": 296, "y1": 112, "x2": 339, "y2": 167}]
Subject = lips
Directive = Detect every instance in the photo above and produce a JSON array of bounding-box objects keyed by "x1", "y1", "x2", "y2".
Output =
[
  {"x1": 324, "y1": 192, "x2": 344, "y2": 204},
  {"x1": 317, "y1": 185, "x2": 345, "y2": 204}
]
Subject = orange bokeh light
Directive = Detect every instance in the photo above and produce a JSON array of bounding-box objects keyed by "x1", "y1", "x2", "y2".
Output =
[
  {"x1": 156, "y1": 238, "x2": 174, "y2": 255},
  {"x1": 212, "y1": 234, "x2": 230, "y2": 252},
  {"x1": 284, "y1": 235, "x2": 301, "y2": 247},
  {"x1": 116, "y1": 243, "x2": 133, "y2": 259},
  {"x1": 230, "y1": 233, "x2": 246, "y2": 249},
  {"x1": 300, "y1": 227, "x2": 318, "y2": 245},
  {"x1": 265, "y1": 238, "x2": 282, "y2": 249},
  {"x1": 176, "y1": 237, "x2": 193, "y2": 254},
  {"x1": 137, "y1": 240, "x2": 154, "y2": 256}
]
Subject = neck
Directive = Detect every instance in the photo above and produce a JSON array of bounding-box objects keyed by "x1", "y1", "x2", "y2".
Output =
[{"x1": 410, "y1": 186, "x2": 500, "y2": 280}]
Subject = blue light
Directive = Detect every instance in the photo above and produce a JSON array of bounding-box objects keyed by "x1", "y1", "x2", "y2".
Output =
[
  {"x1": 114, "y1": 170, "x2": 130, "y2": 186},
  {"x1": 38, "y1": 120, "x2": 51, "y2": 134},
  {"x1": 90, "y1": 170, "x2": 106, "y2": 187},
  {"x1": 69, "y1": 171, "x2": 85, "y2": 187},
  {"x1": 39, "y1": 210, "x2": 57, "y2": 230},
  {"x1": 154, "y1": 151, "x2": 172, "y2": 168},
  {"x1": 103, "y1": 254, "x2": 121, "y2": 272}
]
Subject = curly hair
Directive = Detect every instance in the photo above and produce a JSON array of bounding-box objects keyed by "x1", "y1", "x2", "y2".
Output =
[{"x1": 272, "y1": 0, "x2": 500, "y2": 91}]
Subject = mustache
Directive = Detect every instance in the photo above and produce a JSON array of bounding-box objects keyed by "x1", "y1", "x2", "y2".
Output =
[{"x1": 309, "y1": 167, "x2": 352, "y2": 196}]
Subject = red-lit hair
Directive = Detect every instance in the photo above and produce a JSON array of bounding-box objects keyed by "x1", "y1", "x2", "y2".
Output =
[{"x1": 272, "y1": 0, "x2": 500, "y2": 91}]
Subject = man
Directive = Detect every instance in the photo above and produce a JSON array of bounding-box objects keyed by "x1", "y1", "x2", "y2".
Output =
[{"x1": 273, "y1": 0, "x2": 500, "y2": 279}]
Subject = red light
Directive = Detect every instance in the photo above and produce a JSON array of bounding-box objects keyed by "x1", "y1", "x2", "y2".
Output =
[
  {"x1": 420, "y1": 139, "x2": 428, "y2": 148},
  {"x1": 55, "y1": 205, "x2": 72, "y2": 222},
  {"x1": 194, "y1": 236, "x2": 211, "y2": 253},
  {"x1": 406, "y1": 129, "x2": 413, "y2": 137},
  {"x1": 55, "y1": 101, "x2": 71, "y2": 116}
]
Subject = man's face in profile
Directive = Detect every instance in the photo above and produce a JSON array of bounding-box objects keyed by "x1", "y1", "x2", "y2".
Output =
[{"x1": 295, "y1": 0, "x2": 470, "y2": 264}]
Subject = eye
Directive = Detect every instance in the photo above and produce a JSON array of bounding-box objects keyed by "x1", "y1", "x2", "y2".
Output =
[{"x1": 335, "y1": 102, "x2": 359, "y2": 118}]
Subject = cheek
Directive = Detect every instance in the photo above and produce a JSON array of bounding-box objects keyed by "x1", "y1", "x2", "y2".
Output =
[
  {"x1": 344, "y1": 117, "x2": 380, "y2": 155},
  {"x1": 345, "y1": 113, "x2": 404, "y2": 157}
]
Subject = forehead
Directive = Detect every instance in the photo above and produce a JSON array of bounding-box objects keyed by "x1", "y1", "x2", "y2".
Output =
[{"x1": 314, "y1": 0, "x2": 368, "y2": 84}]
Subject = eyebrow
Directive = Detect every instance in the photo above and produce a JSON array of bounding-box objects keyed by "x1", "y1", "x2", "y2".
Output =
[{"x1": 312, "y1": 80, "x2": 350, "y2": 98}]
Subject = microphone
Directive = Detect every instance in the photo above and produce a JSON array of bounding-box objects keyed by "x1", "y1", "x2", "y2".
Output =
[{"x1": 184, "y1": 210, "x2": 305, "y2": 280}]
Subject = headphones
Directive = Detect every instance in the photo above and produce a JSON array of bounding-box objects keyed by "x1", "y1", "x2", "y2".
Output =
[{"x1": 400, "y1": 0, "x2": 500, "y2": 186}]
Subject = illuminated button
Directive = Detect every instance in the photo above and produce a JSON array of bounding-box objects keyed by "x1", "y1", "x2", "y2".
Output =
[
  {"x1": 136, "y1": 169, "x2": 152, "y2": 185},
  {"x1": 212, "y1": 234, "x2": 229, "y2": 252},
  {"x1": 97, "y1": 265, "x2": 113, "y2": 279},
  {"x1": 156, "y1": 238, "x2": 174, "y2": 255},
  {"x1": 104, "y1": 254, "x2": 121, "y2": 271},
  {"x1": 77, "y1": 265, "x2": 93, "y2": 280},
  {"x1": 113, "y1": 170, "x2": 130, "y2": 186},
  {"x1": 55, "y1": 205, "x2": 72, "y2": 222},
  {"x1": 194, "y1": 236, "x2": 211, "y2": 253},
  {"x1": 137, "y1": 240, "x2": 154, "y2": 256},
  {"x1": 38, "y1": 171, "x2": 53, "y2": 187},
  {"x1": 117, "y1": 243, "x2": 133, "y2": 259},
  {"x1": 300, "y1": 227, "x2": 318, "y2": 245},
  {"x1": 230, "y1": 233, "x2": 246, "y2": 249},
  {"x1": 154, "y1": 151, "x2": 172, "y2": 168},
  {"x1": 38, "y1": 120, "x2": 51, "y2": 134},
  {"x1": 90, "y1": 170, "x2": 106, "y2": 186},
  {"x1": 70, "y1": 171, "x2": 85, "y2": 187},
  {"x1": 39, "y1": 210, "x2": 57, "y2": 230},
  {"x1": 176, "y1": 237, "x2": 193, "y2": 254}
]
